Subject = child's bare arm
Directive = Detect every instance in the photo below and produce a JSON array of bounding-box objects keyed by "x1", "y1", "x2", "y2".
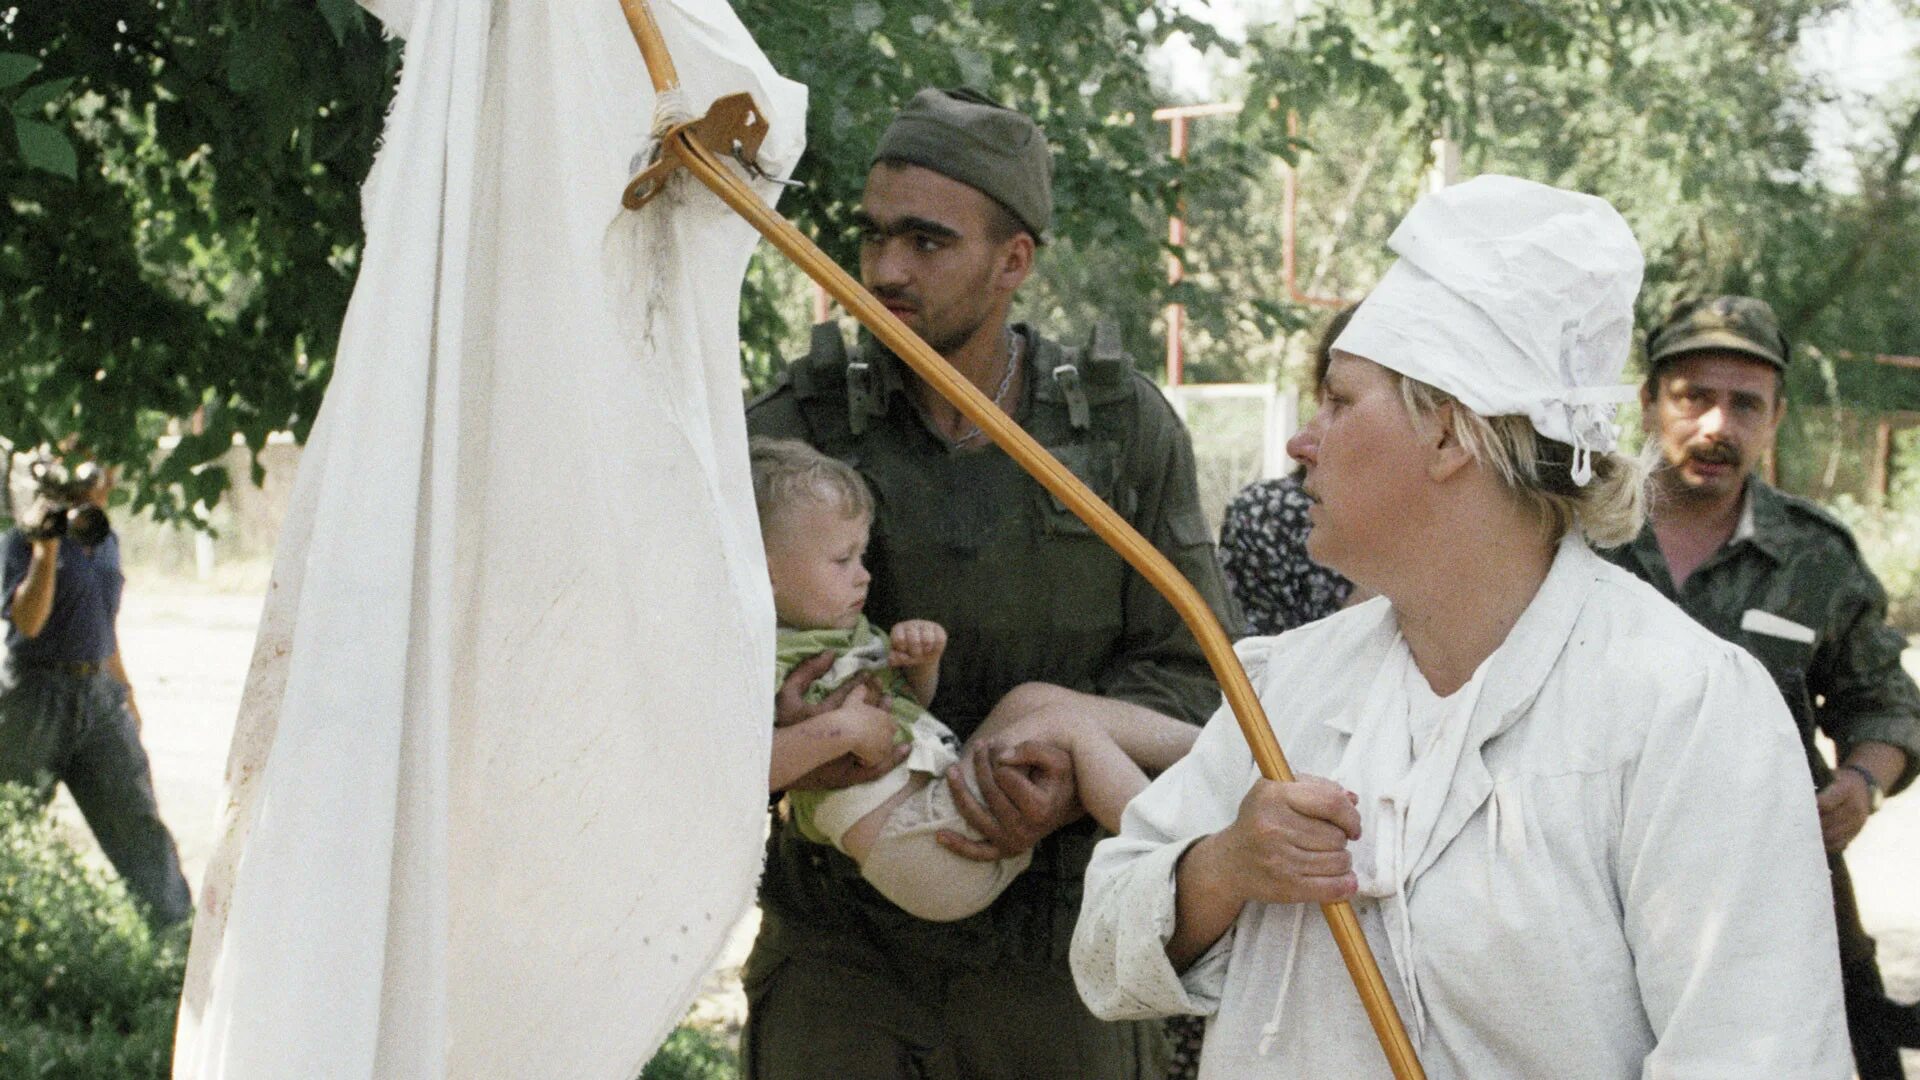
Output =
[
  {"x1": 1058, "y1": 728, "x2": 1149, "y2": 834},
  {"x1": 888, "y1": 619, "x2": 947, "y2": 707},
  {"x1": 769, "y1": 698, "x2": 898, "y2": 792},
  {"x1": 956, "y1": 684, "x2": 1152, "y2": 835}
]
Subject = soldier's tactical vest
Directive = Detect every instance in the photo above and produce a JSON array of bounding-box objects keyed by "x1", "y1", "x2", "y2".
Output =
[
  {"x1": 779, "y1": 319, "x2": 1135, "y2": 455},
  {"x1": 751, "y1": 322, "x2": 1149, "y2": 962}
]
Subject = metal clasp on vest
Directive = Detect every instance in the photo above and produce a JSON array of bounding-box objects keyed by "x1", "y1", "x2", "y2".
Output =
[
  {"x1": 847, "y1": 359, "x2": 878, "y2": 435},
  {"x1": 1053, "y1": 363, "x2": 1090, "y2": 430}
]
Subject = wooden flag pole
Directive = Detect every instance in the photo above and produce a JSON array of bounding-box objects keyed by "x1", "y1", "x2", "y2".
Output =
[{"x1": 616, "y1": 4, "x2": 1424, "y2": 1076}]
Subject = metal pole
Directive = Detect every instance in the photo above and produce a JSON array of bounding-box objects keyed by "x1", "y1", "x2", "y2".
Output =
[
  {"x1": 1151, "y1": 102, "x2": 1250, "y2": 385},
  {"x1": 622, "y1": 7, "x2": 1425, "y2": 1076},
  {"x1": 1167, "y1": 114, "x2": 1186, "y2": 387}
]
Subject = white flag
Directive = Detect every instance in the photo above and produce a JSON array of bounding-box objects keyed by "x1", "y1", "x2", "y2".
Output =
[{"x1": 174, "y1": 1, "x2": 801, "y2": 1075}]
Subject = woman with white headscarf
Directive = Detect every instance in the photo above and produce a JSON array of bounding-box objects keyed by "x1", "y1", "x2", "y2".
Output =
[{"x1": 1070, "y1": 176, "x2": 1851, "y2": 1078}]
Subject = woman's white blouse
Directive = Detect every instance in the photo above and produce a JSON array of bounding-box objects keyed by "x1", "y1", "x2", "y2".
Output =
[{"x1": 1071, "y1": 539, "x2": 1851, "y2": 1079}]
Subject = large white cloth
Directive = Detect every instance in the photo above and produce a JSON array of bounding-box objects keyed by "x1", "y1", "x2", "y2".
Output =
[
  {"x1": 172, "y1": 2, "x2": 803, "y2": 1077},
  {"x1": 1071, "y1": 539, "x2": 1851, "y2": 1079}
]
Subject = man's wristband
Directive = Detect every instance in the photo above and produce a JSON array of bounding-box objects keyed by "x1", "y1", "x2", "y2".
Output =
[{"x1": 1841, "y1": 763, "x2": 1885, "y2": 814}]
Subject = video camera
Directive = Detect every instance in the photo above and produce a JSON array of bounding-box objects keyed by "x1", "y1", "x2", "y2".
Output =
[{"x1": 22, "y1": 459, "x2": 111, "y2": 547}]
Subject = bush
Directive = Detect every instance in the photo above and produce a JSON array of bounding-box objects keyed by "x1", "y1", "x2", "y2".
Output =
[
  {"x1": 639, "y1": 1024, "x2": 739, "y2": 1080},
  {"x1": 0, "y1": 784, "x2": 186, "y2": 1079},
  {"x1": 1, "y1": 784, "x2": 739, "y2": 1079},
  {"x1": 1825, "y1": 495, "x2": 1920, "y2": 634}
]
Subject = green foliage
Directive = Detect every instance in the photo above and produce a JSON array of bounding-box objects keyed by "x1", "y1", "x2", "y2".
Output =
[
  {"x1": 1230, "y1": 2, "x2": 1843, "y2": 324},
  {"x1": 1175, "y1": 0, "x2": 1920, "y2": 475},
  {"x1": 3, "y1": 52, "x2": 79, "y2": 179},
  {"x1": 639, "y1": 1025, "x2": 739, "y2": 1080},
  {"x1": 2, "y1": 0, "x2": 1917, "y2": 518},
  {"x1": 1824, "y1": 494, "x2": 1920, "y2": 633},
  {"x1": 730, "y1": 0, "x2": 1251, "y2": 391},
  {"x1": 0, "y1": 785, "x2": 186, "y2": 1079},
  {"x1": 0, "y1": 775, "x2": 740, "y2": 1080},
  {"x1": 0, "y1": 6, "x2": 400, "y2": 526}
]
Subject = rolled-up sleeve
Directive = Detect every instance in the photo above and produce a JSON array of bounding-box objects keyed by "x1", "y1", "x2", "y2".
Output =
[
  {"x1": 1073, "y1": 835, "x2": 1231, "y2": 1020},
  {"x1": 1814, "y1": 564, "x2": 1920, "y2": 792},
  {"x1": 1074, "y1": 640, "x2": 1267, "y2": 1019}
]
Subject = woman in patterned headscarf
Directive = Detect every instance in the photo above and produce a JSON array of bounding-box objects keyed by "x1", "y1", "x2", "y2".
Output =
[{"x1": 1217, "y1": 305, "x2": 1360, "y2": 639}]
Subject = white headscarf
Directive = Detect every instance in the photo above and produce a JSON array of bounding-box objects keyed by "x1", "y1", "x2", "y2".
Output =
[{"x1": 1331, "y1": 175, "x2": 1644, "y2": 485}]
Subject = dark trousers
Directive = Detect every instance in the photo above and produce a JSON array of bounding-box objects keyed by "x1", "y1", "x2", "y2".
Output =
[
  {"x1": 1834, "y1": 853, "x2": 1910, "y2": 1079},
  {"x1": 746, "y1": 814, "x2": 1166, "y2": 1080},
  {"x1": 743, "y1": 941, "x2": 1168, "y2": 1080},
  {"x1": 0, "y1": 663, "x2": 191, "y2": 926}
]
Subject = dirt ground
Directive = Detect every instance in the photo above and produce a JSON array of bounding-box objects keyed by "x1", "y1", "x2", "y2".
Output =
[{"x1": 52, "y1": 578, "x2": 1920, "y2": 1072}]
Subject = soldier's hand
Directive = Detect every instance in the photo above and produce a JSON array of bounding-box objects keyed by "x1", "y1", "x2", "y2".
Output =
[
  {"x1": 774, "y1": 651, "x2": 882, "y2": 728},
  {"x1": 775, "y1": 652, "x2": 899, "y2": 788},
  {"x1": 1816, "y1": 773, "x2": 1872, "y2": 853},
  {"x1": 788, "y1": 745, "x2": 908, "y2": 790},
  {"x1": 939, "y1": 740, "x2": 1082, "y2": 861}
]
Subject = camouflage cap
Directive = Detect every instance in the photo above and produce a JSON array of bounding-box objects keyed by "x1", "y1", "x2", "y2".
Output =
[
  {"x1": 873, "y1": 87, "x2": 1052, "y2": 242},
  {"x1": 1647, "y1": 295, "x2": 1790, "y2": 371}
]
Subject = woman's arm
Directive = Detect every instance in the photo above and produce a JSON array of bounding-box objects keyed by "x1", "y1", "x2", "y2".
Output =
[
  {"x1": 1622, "y1": 649, "x2": 1852, "y2": 1075},
  {"x1": 1166, "y1": 833, "x2": 1248, "y2": 971},
  {"x1": 1167, "y1": 777, "x2": 1360, "y2": 970},
  {"x1": 1071, "y1": 640, "x2": 1345, "y2": 1021}
]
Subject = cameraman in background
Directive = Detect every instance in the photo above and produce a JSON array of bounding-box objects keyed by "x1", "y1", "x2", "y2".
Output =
[{"x1": 1, "y1": 459, "x2": 191, "y2": 927}]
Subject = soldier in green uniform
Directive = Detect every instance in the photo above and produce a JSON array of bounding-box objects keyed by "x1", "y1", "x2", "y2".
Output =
[
  {"x1": 1603, "y1": 296, "x2": 1920, "y2": 1077},
  {"x1": 741, "y1": 87, "x2": 1234, "y2": 1079}
]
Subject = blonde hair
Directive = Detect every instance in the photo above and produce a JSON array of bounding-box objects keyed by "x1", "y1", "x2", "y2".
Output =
[
  {"x1": 1395, "y1": 377, "x2": 1648, "y2": 548},
  {"x1": 749, "y1": 437, "x2": 874, "y2": 538}
]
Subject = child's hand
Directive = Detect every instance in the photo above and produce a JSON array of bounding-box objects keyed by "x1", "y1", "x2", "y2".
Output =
[
  {"x1": 889, "y1": 619, "x2": 947, "y2": 669},
  {"x1": 837, "y1": 699, "x2": 901, "y2": 768}
]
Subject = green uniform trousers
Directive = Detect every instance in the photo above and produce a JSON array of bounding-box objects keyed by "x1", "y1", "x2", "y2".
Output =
[
  {"x1": 743, "y1": 937, "x2": 1168, "y2": 1080},
  {"x1": 742, "y1": 830, "x2": 1169, "y2": 1080}
]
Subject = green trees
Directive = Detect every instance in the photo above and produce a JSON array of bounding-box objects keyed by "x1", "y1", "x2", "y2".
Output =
[
  {"x1": 1, "y1": 1, "x2": 1916, "y2": 514},
  {"x1": 3, "y1": 1, "x2": 1225, "y2": 516},
  {"x1": 1, "y1": 4, "x2": 396, "y2": 521},
  {"x1": 727, "y1": 0, "x2": 1248, "y2": 385}
]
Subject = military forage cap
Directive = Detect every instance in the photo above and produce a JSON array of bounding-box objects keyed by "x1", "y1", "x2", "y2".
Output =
[
  {"x1": 1648, "y1": 295, "x2": 1791, "y2": 371},
  {"x1": 874, "y1": 87, "x2": 1053, "y2": 242}
]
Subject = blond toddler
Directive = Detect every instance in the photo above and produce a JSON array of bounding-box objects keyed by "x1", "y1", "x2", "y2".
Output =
[{"x1": 752, "y1": 437, "x2": 1153, "y2": 922}]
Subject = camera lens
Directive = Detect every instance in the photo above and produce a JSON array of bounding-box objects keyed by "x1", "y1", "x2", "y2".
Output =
[
  {"x1": 24, "y1": 505, "x2": 67, "y2": 541},
  {"x1": 67, "y1": 505, "x2": 110, "y2": 547}
]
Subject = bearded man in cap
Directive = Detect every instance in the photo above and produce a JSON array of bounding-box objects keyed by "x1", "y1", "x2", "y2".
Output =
[
  {"x1": 1603, "y1": 295, "x2": 1920, "y2": 1077},
  {"x1": 739, "y1": 87, "x2": 1233, "y2": 1079}
]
